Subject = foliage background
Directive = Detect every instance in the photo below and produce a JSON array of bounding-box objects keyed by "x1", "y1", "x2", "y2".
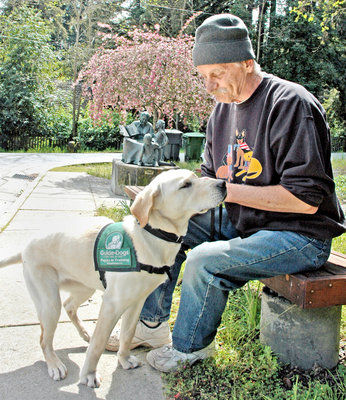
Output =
[{"x1": 0, "y1": 0, "x2": 344, "y2": 151}]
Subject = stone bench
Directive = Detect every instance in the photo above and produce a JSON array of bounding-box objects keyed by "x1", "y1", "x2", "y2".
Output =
[
  {"x1": 124, "y1": 184, "x2": 345, "y2": 370},
  {"x1": 260, "y1": 251, "x2": 345, "y2": 370}
]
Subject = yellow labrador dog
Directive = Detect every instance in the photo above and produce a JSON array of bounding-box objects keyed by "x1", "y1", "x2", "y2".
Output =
[{"x1": 0, "y1": 169, "x2": 226, "y2": 388}]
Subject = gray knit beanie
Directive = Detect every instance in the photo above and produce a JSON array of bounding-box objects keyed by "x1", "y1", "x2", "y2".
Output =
[{"x1": 192, "y1": 14, "x2": 255, "y2": 66}]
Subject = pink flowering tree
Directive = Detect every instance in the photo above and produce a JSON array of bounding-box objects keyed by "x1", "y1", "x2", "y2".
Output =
[{"x1": 78, "y1": 21, "x2": 214, "y2": 128}]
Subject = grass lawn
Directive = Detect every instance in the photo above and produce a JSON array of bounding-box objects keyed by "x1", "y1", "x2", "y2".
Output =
[
  {"x1": 51, "y1": 162, "x2": 114, "y2": 179},
  {"x1": 1, "y1": 146, "x2": 122, "y2": 154}
]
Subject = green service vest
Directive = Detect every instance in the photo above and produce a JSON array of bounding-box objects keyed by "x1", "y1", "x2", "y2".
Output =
[{"x1": 93, "y1": 222, "x2": 140, "y2": 272}]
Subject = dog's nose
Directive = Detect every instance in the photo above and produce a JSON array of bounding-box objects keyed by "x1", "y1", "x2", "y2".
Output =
[{"x1": 216, "y1": 179, "x2": 227, "y2": 199}]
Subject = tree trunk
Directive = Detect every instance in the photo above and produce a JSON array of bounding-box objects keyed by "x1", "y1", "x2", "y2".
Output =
[
  {"x1": 268, "y1": 0, "x2": 277, "y2": 39},
  {"x1": 152, "y1": 108, "x2": 158, "y2": 129},
  {"x1": 256, "y1": 0, "x2": 268, "y2": 62},
  {"x1": 71, "y1": 1, "x2": 82, "y2": 139}
]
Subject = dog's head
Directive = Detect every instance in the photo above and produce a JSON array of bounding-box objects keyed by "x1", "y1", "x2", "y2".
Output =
[{"x1": 130, "y1": 169, "x2": 226, "y2": 234}]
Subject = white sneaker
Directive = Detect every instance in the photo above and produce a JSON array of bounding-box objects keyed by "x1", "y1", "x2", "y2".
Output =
[
  {"x1": 146, "y1": 342, "x2": 216, "y2": 372},
  {"x1": 106, "y1": 320, "x2": 172, "y2": 352}
]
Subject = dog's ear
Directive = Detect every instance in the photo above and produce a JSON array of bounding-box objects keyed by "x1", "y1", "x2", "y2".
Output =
[{"x1": 130, "y1": 185, "x2": 159, "y2": 227}]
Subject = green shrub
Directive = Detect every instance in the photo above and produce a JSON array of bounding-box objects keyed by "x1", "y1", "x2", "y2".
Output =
[
  {"x1": 0, "y1": 6, "x2": 58, "y2": 144},
  {"x1": 46, "y1": 105, "x2": 73, "y2": 141},
  {"x1": 323, "y1": 88, "x2": 345, "y2": 152},
  {"x1": 77, "y1": 109, "x2": 134, "y2": 151}
]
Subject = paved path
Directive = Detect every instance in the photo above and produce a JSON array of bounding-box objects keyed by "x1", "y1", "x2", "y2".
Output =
[
  {"x1": 0, "y1": 162, "x2": 165, "y2": 399},
  {"x1": 0, "y1": 152, "x2": 121, "y2": 230}
]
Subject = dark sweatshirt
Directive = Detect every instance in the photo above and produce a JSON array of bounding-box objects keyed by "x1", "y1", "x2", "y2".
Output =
[{"x1": 201, "y1": 74, "x2": 345, "y2": 240}]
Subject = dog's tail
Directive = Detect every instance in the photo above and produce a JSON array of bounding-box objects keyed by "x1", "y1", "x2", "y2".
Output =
[{"x1": 0, "y1": 253, "x2": 22, "y2": 268}]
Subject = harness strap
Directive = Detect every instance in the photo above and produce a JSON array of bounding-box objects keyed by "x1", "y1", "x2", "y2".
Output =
[
  {"x1": 138, "y1": 263, "x2": 173, "y2": 281},
  {"x1": 98, "y1": 264, "x2": 172, "y2": 290},
  {"x1": 98, "y1": 270, "x2": 107, "y2": 289}
]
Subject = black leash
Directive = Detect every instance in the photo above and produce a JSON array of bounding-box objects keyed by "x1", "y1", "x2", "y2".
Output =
[
  {"x1": 218, "y1": 204, "x2": 222, "y2": 239},
  {"x1": 210, "y1": 208, "x2": 215, "y2": 241},
  {"x1": 210, "y1": 204, "x2": 224, "y2": 241}
]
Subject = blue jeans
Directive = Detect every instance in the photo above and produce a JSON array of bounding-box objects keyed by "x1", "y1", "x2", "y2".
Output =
[{"x1": 140, "y1": 208, "x2": 331, "y2": 353}]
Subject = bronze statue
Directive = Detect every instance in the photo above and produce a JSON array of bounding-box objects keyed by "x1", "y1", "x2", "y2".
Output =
[
  {"x1": 139, "y1": 134, "x2": 160, "y2": 166},
  {"x1": 122, "y1": 111, "x2": 154, "y2": 142},
  {"x1": 120, "y1": 111, "x2": 154, "y2": 164},
  {"x1": 154, "y1": 120, "x2": 169, "y2": 163},
  {"x1": 120, "y1": 112, "x2": 175, "y2": 166}
]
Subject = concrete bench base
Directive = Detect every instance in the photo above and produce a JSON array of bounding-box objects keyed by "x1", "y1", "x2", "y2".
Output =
[{"x1": 260, "y1": 290, "x2": 341, "y2": 370}]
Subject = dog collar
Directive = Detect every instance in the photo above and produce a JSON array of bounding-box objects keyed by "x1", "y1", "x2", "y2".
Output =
[{"x1": 143, "y1": 224, "x2": 184, "y2": 244}]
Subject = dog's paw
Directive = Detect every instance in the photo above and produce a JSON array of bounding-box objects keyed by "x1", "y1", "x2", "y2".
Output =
[
  {"x1": 118, "y1": 355, "x2": 141, "y2": 370},
  {"x1": 80, "y1": 371, "x2": 101, "y2": 388},
  {"x1": 81, "y1": 330, "x2": 91, "y2": 343},
  {"x1": 47, "y1": 361, "x2": 67, "y2": 381}
]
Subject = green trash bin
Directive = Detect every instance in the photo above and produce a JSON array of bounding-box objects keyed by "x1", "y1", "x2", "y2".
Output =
[{"x1": 183, "y1": 132, "x2": 205, "y2": 161}]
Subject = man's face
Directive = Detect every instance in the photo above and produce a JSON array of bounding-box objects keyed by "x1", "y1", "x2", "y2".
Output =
[
  {"x1": 197, "y1": 62, "x2": 249, "y2": 103},
  {"x1": 140, "y1": 114, "x2": 148, "y2": 124}
]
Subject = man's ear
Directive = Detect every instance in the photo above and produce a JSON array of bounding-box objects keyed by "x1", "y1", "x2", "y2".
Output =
[
  {"x1": 243, "y1": 59, "x2": 254, "y2": 72},
  {"x1": 130, "y1": 185, "x2": 159, "y2": 227}
]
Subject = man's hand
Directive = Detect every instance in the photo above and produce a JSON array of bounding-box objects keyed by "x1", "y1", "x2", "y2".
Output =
[{"x1": 225, "y1": 183, "x2": 318, "y2": 214}]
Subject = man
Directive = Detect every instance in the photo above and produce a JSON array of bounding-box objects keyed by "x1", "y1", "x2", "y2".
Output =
[{"x1": 109, "y1": 14, "x2": 345, "y2": 371}]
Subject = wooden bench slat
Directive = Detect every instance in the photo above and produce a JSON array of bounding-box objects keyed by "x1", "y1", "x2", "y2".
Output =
[
  {"x1": 262, "y1": 275, "x2": 307, "y2": 308},
  {"x1": 301, "y1": 274, "x2": 345, "y2": 283},
  {"x1": 261, "y1": 251, "x2": 346, "y2": 309},
  {"x1": 326, "y1": 252, "x2": 346, "y2": 266},
  {"x1": 328, "y1": 251, "x2": 346, "y2": 260},
  {"x1": 304, "y1": 279, "x2": 346, "y2": 308},
  {"x1": 323, "y1": 262, "x2": 346, "y2": 275},
  {"x1": 299, "y1": 269, "x2": 334, "y2": 278},
  {"x1": 262, "y1": 274, "x2": 346, "y2": 308},
  {"x1": 124, "y1": 185, "x2": 144, "y2": 200}
]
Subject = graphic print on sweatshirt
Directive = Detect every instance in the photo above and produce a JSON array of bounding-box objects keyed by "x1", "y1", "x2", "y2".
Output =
[{"x1": 216, "y1": 129, "x2": 262, "y2": 183}]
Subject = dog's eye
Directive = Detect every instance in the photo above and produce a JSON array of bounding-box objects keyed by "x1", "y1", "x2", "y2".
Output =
[{"x1": 180, "y1": 181, "x2": 192, "y2": 189}]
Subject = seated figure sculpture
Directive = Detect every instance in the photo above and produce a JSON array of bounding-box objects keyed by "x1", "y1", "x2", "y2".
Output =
[
  {"x1": 121, "y1": 111, "x2": 155, "y2": 164},
  {"x1": 127, "y1": 111, "x2": 154, "y2": 142},
  {"x1": 154, "y1": 120, "x2": 169, "y2": 163},
  {"x1": 139, "y1": 134, "x2": 160, "y2": 167}
]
